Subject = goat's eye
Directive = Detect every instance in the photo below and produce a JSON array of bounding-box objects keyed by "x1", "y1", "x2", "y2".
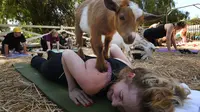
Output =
[{"x1": 119, "y1": 15, "x2": 125, "y2": 20}]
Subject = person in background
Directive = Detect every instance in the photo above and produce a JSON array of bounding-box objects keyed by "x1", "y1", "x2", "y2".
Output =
[
  {"x1": 143, "y1": 21, "x2": 186, "y2": 51},
  {"x1": 66, "y1": 36, "x2": 73, "y2": 49},
  {"x1": 1, "y1": 27, "x2": 27, "y2": 56},
  {"x1": 176, "y1": 25, "x2": 188, "y2": 45},
  {"x1": 41, "y1": 29, "x2": 60, "y2": 51},
  {"x1": 59, "y1": 32, "x2": 68, "y2": 49}
]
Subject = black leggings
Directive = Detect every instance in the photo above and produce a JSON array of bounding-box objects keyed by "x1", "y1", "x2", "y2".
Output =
[
  {"x1": 31, "y1": 51, "x2": 67, "y2": 84},
  {"x1": 31, "y1": 51, "x2": 96, "y2": 84},
  {"x1": 40, "y1": 37, "x2": 53, "y2": 51}
]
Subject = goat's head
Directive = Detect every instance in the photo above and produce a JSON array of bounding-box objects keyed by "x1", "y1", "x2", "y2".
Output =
[
  {"x1": 104, "y1": 0, "x2": 143, "y2": 44},
  {"x1": 104, "y1": 0, "x2": 161, "y2": 45}
]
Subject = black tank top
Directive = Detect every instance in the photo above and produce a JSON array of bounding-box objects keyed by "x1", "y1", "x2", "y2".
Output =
[
  {"x1": 97, "y1": 58, "x2": 127, "y2": 96},
  {"x1": 83, "y1": 55, "x2": 127, "y2": 96},
  {"x1": 144, "y1": 24, "x2": 166, "y2": 39}
]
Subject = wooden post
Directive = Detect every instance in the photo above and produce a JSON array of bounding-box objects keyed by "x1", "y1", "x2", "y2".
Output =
[{"x1": 60, "y1": 25, "x2": 64, "y2": 31}]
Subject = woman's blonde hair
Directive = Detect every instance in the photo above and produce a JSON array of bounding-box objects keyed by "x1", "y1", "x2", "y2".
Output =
[
  {"x1": 118, "y1": 67, "x2": 190, "y2": 112},
  {"x1": 50, "y1": 29, "x2": 58, "y2": 36}
]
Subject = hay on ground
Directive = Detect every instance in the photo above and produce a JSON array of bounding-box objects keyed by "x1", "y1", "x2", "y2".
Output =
[{"x1": 0, "y1": 48, "x2": 200, "y2": 111}]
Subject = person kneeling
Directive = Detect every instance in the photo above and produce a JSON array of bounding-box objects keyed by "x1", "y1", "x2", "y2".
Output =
[
  {"x1": 1, "y1": 27, "x2": 27, "y2": 57},
  {"x1": 59, "y1": 32, "x2": 73, "y2": 49},
  {"x1": 40, "y1": 29, "x2": 60, "y2": 51}
]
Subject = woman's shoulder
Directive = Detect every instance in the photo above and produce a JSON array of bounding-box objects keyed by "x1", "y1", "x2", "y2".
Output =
[
  {"x1": 45, "y1": 33, "x2": 52, "y2": 40},
  {"x1": 165, "y1": 23, "x2": 174, "y2": 27},
  {"x1": 113, "y1": 58, "x2": 131, "y2": 68},
  {"x1": 164, "y1": 23, "x2": 174, "y2": 30}
]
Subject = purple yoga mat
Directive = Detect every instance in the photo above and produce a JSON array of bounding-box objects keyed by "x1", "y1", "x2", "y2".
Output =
[
  {"x1": 156, "y1": 48, "x2": 199, "y2": 53},
  {"x1": 156, "y1": 48, "x2": 176, "y2": 52}
]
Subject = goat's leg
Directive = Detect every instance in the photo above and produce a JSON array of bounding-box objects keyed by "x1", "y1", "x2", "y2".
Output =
[
  {"x1": 90, "y1": 37, "x2": 98, "y2": 55},
  {"x1": 104, "y1": 35, "x2": 113, "y2": 59},
  {"x1": 75, "y1": 22, "x2": 85, "y2": 59},
  {"x1": 91, "y1": 33, "x2": 108, "y2": 72}
]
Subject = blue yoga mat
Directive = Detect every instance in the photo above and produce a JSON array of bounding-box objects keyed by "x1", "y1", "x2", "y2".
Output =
[
  {"x1": 52, "y1": 49, "x2": 78, "y2": 53},
  {"x1": 52, "y1": 49, "x2": 65, "y2": 53},
  {"x1": 7, "y1": 53, "x2": 30, "y2": 58}
]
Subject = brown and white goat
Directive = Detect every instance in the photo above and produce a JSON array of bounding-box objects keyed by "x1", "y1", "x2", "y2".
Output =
[
  {"x1": 75, "y1": 0, "x2": 147, "y2": 72},
  {"x1": 102, "y1": 32, "x2": 156, "y2": 62}
]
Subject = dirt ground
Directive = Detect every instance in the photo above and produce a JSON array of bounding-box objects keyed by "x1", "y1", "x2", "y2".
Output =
[{"x1": 0, "y1": 48, "x2": 200, "y2": 112}]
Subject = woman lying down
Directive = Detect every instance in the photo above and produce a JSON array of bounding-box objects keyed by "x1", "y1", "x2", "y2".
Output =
[{"x1": 31, "y1": 44, "x2": 190, "y2": 112}]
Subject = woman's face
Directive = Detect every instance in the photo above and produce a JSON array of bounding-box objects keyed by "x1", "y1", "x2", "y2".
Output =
[
  {"x1": 62, "y1": 34, "x2": 67, "y2": 38},
  {"x1": 14, "y1": 32, "x2": 22, "y2": 37},
  {"x1": 52, "y1": 33, "x2": 58, "y2": 38},
  {"x1": 107, "y1": 79, "x2": 141, "y2": 112}
]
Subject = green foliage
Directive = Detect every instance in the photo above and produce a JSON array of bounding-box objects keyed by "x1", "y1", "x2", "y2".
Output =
[
  {"x1": 187, "y1": 18, "x2": 200, "y2": 25},
  {"x1": 0, "y1": 0, "x2": 78, "y2": 26},
  {"x1": 0, "y1": 0, "x2": 191, "y2": 28},
  {"x1": 132, "y1": 0, "x2": 189, "y2": 25}
]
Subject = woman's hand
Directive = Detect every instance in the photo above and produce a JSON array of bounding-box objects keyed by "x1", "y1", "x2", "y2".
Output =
[
  {"x1": 47, "y1": 49, "x2": 51, "y2": 52},
  {"x1": 69, "y1": 88, "x2": 93, "y2": 107}
]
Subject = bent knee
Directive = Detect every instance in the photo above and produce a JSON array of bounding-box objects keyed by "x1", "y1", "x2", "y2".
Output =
[
  {"x1": 62, "y1": 49, "x2": 76, "y2": 61},
  {"x1": 62, "y1": 49, "x2": 74, "y2": 57},
  {"x1": 110, "y1": 44, "x2": 119, "y2": 50}
]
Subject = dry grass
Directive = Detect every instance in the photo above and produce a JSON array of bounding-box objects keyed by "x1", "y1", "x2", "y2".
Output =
[
  {"x1": 0, "y1": 56, "x2": 63, "y2": 112},
  {"x1": 0, "y1": 48, "x2": 200, "y2": 112}
]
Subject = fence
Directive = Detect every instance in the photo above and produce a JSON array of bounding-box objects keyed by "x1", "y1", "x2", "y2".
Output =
[
  {"x1": 0, "y1": 23, "x2": 199, "y2": 48},
  {"x1": 187, "y1": 25, "x2": 200, "y2": 40},
  {"x1": 0, "y1": 24, "x2": 91, "y2": 48}
]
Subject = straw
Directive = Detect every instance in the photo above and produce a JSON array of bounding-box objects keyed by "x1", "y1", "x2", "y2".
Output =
[{"x1": 0, "y1": 48, "x2": 200, "y2": 111}]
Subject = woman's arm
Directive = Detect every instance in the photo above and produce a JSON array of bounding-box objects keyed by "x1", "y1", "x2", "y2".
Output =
[
  {"x1": 165, "y1": 24, "x2": 174, "y2": 51},
  {"x1": 47, "y1": 41, "x2": 51, "y2": 51},
  {"x1": 59, "y1": 44, "x2": 66, "y2": 49},
  {"x1": 171, "y1": 32, "x2": 177, "y2": 50},
  {"x1": 62, "y1": 50, "x2": 94, "y2": 106},
  {"x1": 56, "y1": 41, "x2": 60, "y2": 51},
  {"x1": 110, "y1": 44, "x2": 132, "y2": 67},
  {"x1": 62, "y1": 57, "x2": 78, "y2": 91}
]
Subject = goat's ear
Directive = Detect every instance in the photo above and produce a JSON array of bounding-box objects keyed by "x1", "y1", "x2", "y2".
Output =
[
  {"x1": 143, "y1": 12, "x2": 163, "y2": 21},
  {"x1": 137, "y1": 15, "x2": 144, "y2": 25},
  {"x1": 104, "y1": 0, "x2": 120, "y2": 12}
]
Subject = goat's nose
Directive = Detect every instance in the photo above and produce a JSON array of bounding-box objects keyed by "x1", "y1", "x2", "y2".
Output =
[{"x1": 128, "y1": 35, "x2": 135, "y2": 44}]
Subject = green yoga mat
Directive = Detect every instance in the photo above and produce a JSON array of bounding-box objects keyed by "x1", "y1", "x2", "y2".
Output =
[{"x1": 14, "y1": 63, "x2": 118, "y2": 112}]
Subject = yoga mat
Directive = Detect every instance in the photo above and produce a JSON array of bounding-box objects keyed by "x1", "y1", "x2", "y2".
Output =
[
  {"x1": 14, "y1": 63, "x2": 118, "y2": 112},
  {"x1": 7, "y1": 53, "x2": 30, "y2": 59},
  {"x1": 52, "y1": 49, "x2": 78, "y2": 53},
  {"x1": 52, "y1": 49, "x2": 65, "y2": 53},
  {"x1": 156, "y1": 48, "x2": 176, "y2": 52},
  {"x1": 156, "y1": 48, "x2": 199, "y2": 54}
]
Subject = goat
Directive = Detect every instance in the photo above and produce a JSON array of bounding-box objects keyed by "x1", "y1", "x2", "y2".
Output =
[
  {"x1": 102, "y1": 32, "x2": 155, "y2": 62},
  {"x1": 75, "y1": 0, "x2": 156, "y2": 72}
]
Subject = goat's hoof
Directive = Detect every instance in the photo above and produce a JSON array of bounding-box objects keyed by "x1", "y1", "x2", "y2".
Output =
[
  {"x1": 78, "y1": 49, "x2": 85, "y2": 59},
  {"x1": 104, "y1": 55, "x2": 109, "y2": 60},
  {"x1": 103, "y1": 52, "x2": 109, "y2": 59},
  {"x1": 96, "y1": 63, "x2": 108, "y2": 73}
]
